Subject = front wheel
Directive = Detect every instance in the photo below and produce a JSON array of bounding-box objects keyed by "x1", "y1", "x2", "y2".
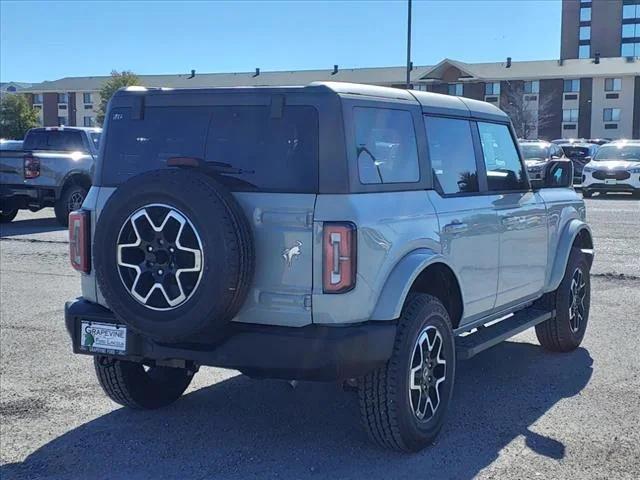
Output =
[
  {"x1": 0, "y1": 209, "x2": 18, "y2": 223},
  {"x1": 94, "y1": 356, "x2": 195, "y2": 409},
  {"x1": 536, "y1": 247, "x2": 590, "y2": 352},
  {"x1": 55, "y1": 184, "x2": 88, "y2": 226},
  {"x1": 358, "y1": 293, "x2": 456, "y2": 452}
]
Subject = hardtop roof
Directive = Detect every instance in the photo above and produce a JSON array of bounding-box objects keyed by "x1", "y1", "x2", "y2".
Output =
[{"x1": 115, "y1": 81, "x2": 509, "y2": 121}]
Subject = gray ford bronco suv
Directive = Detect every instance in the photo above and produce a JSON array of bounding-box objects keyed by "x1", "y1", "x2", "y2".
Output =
[{"x1": 65, "y1": 82, "x2": 593, "y2": 452}]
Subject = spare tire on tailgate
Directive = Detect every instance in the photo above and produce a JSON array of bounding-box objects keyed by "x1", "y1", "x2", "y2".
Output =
[{"x1": 94, "y1": 169, "x2": 254, "y2": 343}]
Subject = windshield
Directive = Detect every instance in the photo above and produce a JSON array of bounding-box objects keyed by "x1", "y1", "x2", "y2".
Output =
[
  {"x1": 520, "y1": 144, "x2": 549, "y2": 161},
  {"x1": 561, "y1": 146, "x2": 592, "y2": 159},
  {"x1": 592, "y1": 145, "x2": 640, "y2": 162}
]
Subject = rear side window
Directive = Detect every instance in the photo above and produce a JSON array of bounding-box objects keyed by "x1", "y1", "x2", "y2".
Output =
[
  {"x1": 102, "y1": 105, "x2": 319, "y2": 192},
  {"x1": 477, "y1": 122, "x2": 527, "y2": 191},
  {"x1": 424, "y1": 116, "x2": 478, "y2": 195},
  {"x1": 24, "y1": 130, "x2": 86, "y2": 152},
  {"x1": 354, "y1": 107, "x2": 419, "y2": 184}
]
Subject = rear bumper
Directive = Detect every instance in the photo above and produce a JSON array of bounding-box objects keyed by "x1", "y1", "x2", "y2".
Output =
[
  {"x1": 0, "y1": 184, "x2": 57, "y2": 210},
  {"x1": 65, "y1": 298, "x2": 396, "y2": 381}
]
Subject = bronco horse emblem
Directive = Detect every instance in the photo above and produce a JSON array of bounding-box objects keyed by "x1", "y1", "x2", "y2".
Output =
[{"x1": 282, "y1": 241, "x2": 303, "y2": 267}]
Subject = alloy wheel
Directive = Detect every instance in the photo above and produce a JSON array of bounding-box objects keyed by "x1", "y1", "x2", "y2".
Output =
[
  {"x1": 409, "y1": 325, "x2": 447, "y2": 421},
  {"x1": 116, "y1": 204, "x2": 203, "y2": 311},
  {"x1": 569, "y1": 267, "x2": 587, "y2": 333}
]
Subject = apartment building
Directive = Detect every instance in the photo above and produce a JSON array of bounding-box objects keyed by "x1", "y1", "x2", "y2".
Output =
[
  {"x1": 561, "y1": 0, "x2": 640, "y2": 59},
  {"x1": 19, "y1": 56, "x2": 640, "y2": 140}
]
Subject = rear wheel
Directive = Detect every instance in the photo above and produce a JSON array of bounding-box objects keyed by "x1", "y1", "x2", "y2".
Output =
[
  {"x1": 536, "y1": 247, "x2": 590, "y2": 352},
  {"x1": 94, "y1": 356, "x2": 195, "y2": 409},
  {"x1": 0, "y1": 209, "x2": 18, "y2": 223},
  {"x1": 358, "y1": 294, "x2": 455, "y2": 452},
  {"x1": 55, "y1": 184, "x2": 88, "y2": 226}
]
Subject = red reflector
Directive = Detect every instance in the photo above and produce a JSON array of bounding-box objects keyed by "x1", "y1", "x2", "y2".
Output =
[
  {"x1": 323, "y1": 222, "x2": 356, "y2": 293},
  {"x1": 23, "y1": 155, "x2": 40, "y2": 179},
  {"x1": 69, "y1": 210, "x2": 90, "y2": 273}
]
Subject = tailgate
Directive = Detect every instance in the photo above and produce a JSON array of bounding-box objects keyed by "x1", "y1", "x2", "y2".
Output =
[
  {"x1": 231, "y1": 192, "x2": 316, "y2": 327},
  {"x1": 0, "y1": 152, "x2": 24, "y2": 186}
]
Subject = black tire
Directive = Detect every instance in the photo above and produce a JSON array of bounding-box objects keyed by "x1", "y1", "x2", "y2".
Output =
[
  {"x1": 94, "y1": 356, "x2": 194, "y2": 409},
  {"x1": 0, "y1": 209, "x2": 18, "y2": 223},
  {"x1": 582, "y1": 190, "x2": 592, "y2": 198},
  {"x1": 94, "y1": 169, "x2": 254, "y2": 343},
  {"x1": 55, "y1": 184, "x2": 88, "y2": 226},
  {"x1": 358, "y1": 293, "x2": 456, "y2": 452},
  {"x1": 536, "y1": 247, "x2": 590, "y2": 352}
]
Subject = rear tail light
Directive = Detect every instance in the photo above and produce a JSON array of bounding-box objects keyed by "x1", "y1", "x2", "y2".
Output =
[
  {"x1": 23, "y1": 155, "x2": 40, "y2": 179},
  {"x1": 323, "y1": 222, "x2": 356, "y2": 293},
  {"x1": 69, "y1": 210, "x2": 90, "y2": 273}
]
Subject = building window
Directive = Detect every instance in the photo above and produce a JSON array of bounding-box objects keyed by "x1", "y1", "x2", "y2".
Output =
[
  {"x1": 622, "y1": 24, "x2": 638, "y2": 39},
  {"x1": 622, "y1": 4, "x2": 639, "y2": 20},
  {"x1": 603, "y1": 108, "x2": 621, "y2": 122},
  {"x1": 83, "y1": 92, "x2": 92, "y2": 104},
  {"x1": 578, "y1": 44, "x2": 590, "y2": 58},
  {"x1": 84, "y1": 104, "x2": 93, "y2": 110},
  {"x1": 579, "y1": 7, "x2": 591, "y2": 21},
  {"x1": 563, "y1": 109, "x2": 579, "y2": 123},
  {"x1": 579, "y1": 26, "x2": 591, "y2": 41},
  {"x1": 621, "y1": 42, "x2": 640, "y2": 57},
  {"x1": 485, "y1": 82, "x2": 500, "y2": 95},
  {"x1": 448, "y1": 83, "x2": 463, "y2": 96},
  {"x1": 57, "y1": 93, "x2": 68, "y2": 104},
  {"x1": 523, "y1": 80, "x2": 539, "y2": 94},
  {"x1": 58, "y1": 116, "x2": 67, "y2": 126},
  {"x1": 563, "y1": 79, "x2": 580, "y2": 93},
  {"x1": 33, "y1": 93, "x2": 43, "y2": 104},
  {"x1": 605, "y1": 78, "x2": 622, "y2": 92},
  {"x1": 83, "y1": 116, "x2": 95, "y2": 127}
]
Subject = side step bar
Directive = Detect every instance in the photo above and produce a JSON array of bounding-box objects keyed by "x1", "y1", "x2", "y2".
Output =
[{"x1": 455, "y1": 308, "x2": 555, "y2": 360}]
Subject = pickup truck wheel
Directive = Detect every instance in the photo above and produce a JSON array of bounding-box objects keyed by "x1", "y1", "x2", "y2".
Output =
[
  {"x1": 55, "y1": 184, "x2": 88, "y2": 226},
  {"x1": 536, "y1": 248, "x2": 590, "y2": 352},
  {"x1": 358, "y1": 293, "x2": 455, "y2": 452},
  {"x1": 94, "y1": 356, "x2": 194, "y2": 409},
  {"x1": 0, "y1": 209, "x2": 18, "y2": 223},
  {"x1": 582, "y1": 190, "x2": 592, "y2": 198}
]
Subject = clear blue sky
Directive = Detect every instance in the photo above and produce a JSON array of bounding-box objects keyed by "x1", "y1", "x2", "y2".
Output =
[{"x1": 0, "y1": 0, "x2": 561, "y2": 83}]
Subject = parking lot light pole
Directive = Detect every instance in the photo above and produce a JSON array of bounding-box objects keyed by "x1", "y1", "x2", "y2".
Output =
[{"x1": 406, "y1": 0, "x2": 412, "y2": 89}]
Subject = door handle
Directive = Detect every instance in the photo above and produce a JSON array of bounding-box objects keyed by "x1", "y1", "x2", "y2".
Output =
[{"x1": 443, "y1": 222, "x2": 468, "y2": 234}]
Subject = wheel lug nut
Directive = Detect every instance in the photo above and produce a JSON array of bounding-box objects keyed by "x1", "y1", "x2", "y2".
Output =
[
  {"x1": 148, "y1": 246, "x2": 153, "y2": 252},
  {"x1": 158, "y1": 269, "x2": 163, "y2": 275}
]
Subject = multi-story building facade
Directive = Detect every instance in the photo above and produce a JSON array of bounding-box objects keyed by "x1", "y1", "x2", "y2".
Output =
[
  {"x1": 561, "y1": 0, "x2": 640, "y2": 59},
  {"x1": 19, "y1": 56, "x2": 640, "y2": 140}
]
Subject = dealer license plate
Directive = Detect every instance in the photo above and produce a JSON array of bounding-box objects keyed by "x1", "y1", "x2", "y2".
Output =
[
  {"x1": 604, "y1": 179, "x2": 617, "y2": 185},
  {"x1": 80, "y1": 322, "x2": 127, "y2": 353}
]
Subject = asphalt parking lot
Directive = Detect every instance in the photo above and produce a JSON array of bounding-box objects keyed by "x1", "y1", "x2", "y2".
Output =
[{"x1": 1, "y1": 195, "x2": 639, "y2": 480}]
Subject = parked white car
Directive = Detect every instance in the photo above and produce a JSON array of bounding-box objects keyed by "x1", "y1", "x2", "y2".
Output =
[{"x1": 582, "y1": 140, "x2": 640, "y2": 198}]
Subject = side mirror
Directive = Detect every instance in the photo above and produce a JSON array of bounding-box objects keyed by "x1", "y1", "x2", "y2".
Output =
[{"x1": 531, "y1": 159, "x2": 574, "y2": 189}]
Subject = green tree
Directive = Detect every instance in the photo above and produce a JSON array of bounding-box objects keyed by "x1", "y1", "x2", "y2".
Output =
[
  {"x1": 0, "y1": 94, "x2": 39, "y2": 139},
  {"x1": 96, "y1": 70, "x2": 140, "y2": 126}
]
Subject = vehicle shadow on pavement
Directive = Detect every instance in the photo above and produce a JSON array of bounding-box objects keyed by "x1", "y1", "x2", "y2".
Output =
[
  {"x1": 0, "y1": 217, "x2": 65, "y2": 238},
  {"x1": 1, "y1": 342, "x2": 593, "y2": 480}
]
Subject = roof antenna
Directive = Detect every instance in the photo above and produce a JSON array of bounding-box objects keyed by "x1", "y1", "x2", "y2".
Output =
[
  {"x1": 253, "y1": 68, "x2": 260, "y2": 77},
  {"x1": 506, "y1": 57, "x2": 512, "y2": 68},
  {"x1": 188, "y1": 69, "x2": 196, "y2": 79},
  {"x1": 332, "y1": 64, "x2": 339, "y2": 75}
]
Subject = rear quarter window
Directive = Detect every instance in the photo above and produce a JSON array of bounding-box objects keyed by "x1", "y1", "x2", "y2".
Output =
[{"x1": 102, "y1": 105, "x2": 319, "y2": 192}]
